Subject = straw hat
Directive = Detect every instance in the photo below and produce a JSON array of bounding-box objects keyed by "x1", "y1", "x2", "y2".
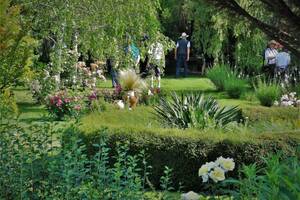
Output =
[
  {"x1": 180, "y1": 32, "x2": 189, "y2": 38},
  {"x1": 268, "y1": 40, "x2": 277, "y2": 45}
]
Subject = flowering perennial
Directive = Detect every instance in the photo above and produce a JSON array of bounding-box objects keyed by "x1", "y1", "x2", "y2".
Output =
[{"x1": 198, "y1": 157, "x2": 235, "y2": 183}]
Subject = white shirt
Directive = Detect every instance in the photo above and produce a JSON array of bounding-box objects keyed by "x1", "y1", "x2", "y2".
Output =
[
  {"x1": 265, "y1": 48, "x2": 278, "y2": 65},
  {"x1": 276, "y1": 52, "x2": 291, "y2": 69},
  {"x1": 149, "y1": 42, "x2": 164, "y2": 60},
  {"x1": 176, "y1": 41, "x2": 191, "y2": 48}
]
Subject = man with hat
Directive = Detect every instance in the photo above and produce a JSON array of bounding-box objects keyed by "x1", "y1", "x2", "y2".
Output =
[
  {"x1": 264, "y1": 40, "x2": 279, "y2": 79},
  {"x1": 175, "y1": 32, "x2": 191, "y2": 78}
]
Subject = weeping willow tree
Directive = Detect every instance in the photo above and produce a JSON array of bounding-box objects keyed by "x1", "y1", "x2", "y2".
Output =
[
  {"x1": 12, "y1": 0, "x2": 170, "y2": 73},
  {"x1": 184, "y1": 0, "x2": 267, "y2": 74},
  {"x1": 203, "y1": 0, "x2": 300, "y2": 58}
]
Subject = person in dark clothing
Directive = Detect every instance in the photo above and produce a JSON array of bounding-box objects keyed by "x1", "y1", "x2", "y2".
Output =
[
  {"x1": 174, "y1": 32, "x2": 191, "y2": 78},
  {"x1": 106, "y1": 58, "x2": 119, "y2": 88}
]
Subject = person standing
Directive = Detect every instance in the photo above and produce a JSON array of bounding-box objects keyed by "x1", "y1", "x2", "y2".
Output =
[
  {"x1": 264, "y1": 40, "x2": 278, "y2": 79},
  {"x1": 275, "y1": 48, "x2": 291, "y2": 81},
  {"x1": 175, "y1": 32, "x2": 191, "y2": 78},
  {"x1": 148, "y1": 41, "x2": 164, "y2": 89}
]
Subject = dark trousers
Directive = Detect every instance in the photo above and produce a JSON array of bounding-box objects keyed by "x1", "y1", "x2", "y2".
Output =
[{"x1": 176, "y1": 54, "x2": 188, "y2": 77}]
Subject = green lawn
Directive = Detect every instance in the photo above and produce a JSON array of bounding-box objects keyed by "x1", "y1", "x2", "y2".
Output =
[{"x1": 14, "y1": 77, "x2": 300, "y2": 135}]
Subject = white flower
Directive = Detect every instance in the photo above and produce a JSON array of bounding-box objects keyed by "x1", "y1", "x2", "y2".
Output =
[
  {"x1": 296, "y1": 100, "x2": 300, "y2": 107},
  {"x1": 198, "y1": 162, "x2": 216, "y2": 177},
  {"x1": 215, "y1": 156, "x2": 235, "y2": 172},
  {"x1": 209, "y1": 167, "x2": 225, "y2": 183},
  {"x1": 148, "y1": 89, "x2": 153, "y2": 96},
  {"x1": 116, "y1": 100, "x2": 124, "y2": 109},
  {"x1": 281, "y1": 101, "x2": 290, "y2": 107},
  {"x1": 53, "y1": 75, "x2": 60, "y2": 83},
  {"x1": 201, "y1": 174, "x2": 209, "y2": 183},
  {"x1": 273, "y1": 101, "x2": 279, "y2": 106},
  {"x1": 281, "y1": 94, "x2": 289, "y2": 101},
  {"x1": 181, "y1": 191, "x2": 200, "y2": 200}
]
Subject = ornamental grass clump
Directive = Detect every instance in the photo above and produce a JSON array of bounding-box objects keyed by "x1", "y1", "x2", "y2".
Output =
[
  {"x1": 206, "y1": 64, "x2": 233, "y2": 91},
  {"x1": 154, "y1": 92, "x2": 243, "y2": 129},
  {"x1": 224, "y1": 77, "x2": 248, "y2": 99},
  {"x1": 119, "y1": 69, "x2": 147, "y2": 93},
  {"x1": 255, "y1": 80, "x2": 281, "y2": 107}
]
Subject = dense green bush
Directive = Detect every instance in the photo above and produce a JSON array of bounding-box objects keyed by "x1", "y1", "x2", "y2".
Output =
[
  {"x1": 206, "y1": 65, "x2": 233, "y2": 91},
  {"x1": 228, "y1": 153, "x2": 300, "y2": 199},
  {"x1": 154, "y1": 92, "x2": 243, "y2": 129},
  {"x1": 255, "y1": 80, "x2": 281, "y2": 107},
  {"x1": 0, "y1": 121, "x2": 164, "y2": 200},
  {"x1": 224, "y1": 78, "x2": 247, "y2": 99},
  {"x1": 80, "y1": 127, "x2": 300, "y2": 191}
]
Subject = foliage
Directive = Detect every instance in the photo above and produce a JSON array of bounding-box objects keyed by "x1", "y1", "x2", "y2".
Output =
[
  {"x1": 0, "y1": 0, "x2": 37, "y2": 91},
  {"x1": 46, "y1": 90, "x2": 84, "y2": 120},
  {"x1": 206, "y1": 64, "x2": 233, "y2": 91},
  {"x1": 228, "y1": 153, "x2": 300, "y2": 200},
  {"x1": 255, "y1": 80, "x2": 281, "y2": 107},
  {"x1": 81, "y1": 127, "x2": 300, "y2": 191},
  {"x1": 185, "y1": 0, "x2": 266, "y2": 74},
  {"x1": 0, "y1": 88, "x2": 18, "y2": 118},
  {"x1": 0, "y1": 121, "x2": 156, "y2": 199},
  {"x1": 154, "y1": 92, "x2": 243, "y2": 129},
  {"x1": 224, "y1": 77, "x2": 247, "y2": 99}
]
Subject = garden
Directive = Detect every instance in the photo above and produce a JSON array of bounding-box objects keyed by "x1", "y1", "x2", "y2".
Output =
[{"x1": 1, "y1": 0, "x2": 300, "y2": 200}]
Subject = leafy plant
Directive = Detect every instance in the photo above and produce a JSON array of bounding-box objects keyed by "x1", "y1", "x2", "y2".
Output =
[
  {"x1": 255, "y1": 80, "x2": 281, "y2": 107},
  {"x1": 154, "y1": 92, "x2": 243, "y2": 129},
  {"x1": 228, "y1": 153, "x2": 300, "y2": 200},
  {"x1": 206, "y1": 64, "x2": 233, "y2": 91},
  {"x1": 46, "y1": 90, "x2": 84, "y2": 120},
  {"x1": 224, "y1": 77, "x2": 247, "y2": 99}
]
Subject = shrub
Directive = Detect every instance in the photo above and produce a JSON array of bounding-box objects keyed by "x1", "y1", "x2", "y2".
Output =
[
  {"x1": 80, "y1": 127, "x2": 300, "y2": 191},
  {"x1": 0, "y1": 121, "x2": 155, "y2": 199},
  {"x1": 46, "y1": 90, "x2": 84, "y2": 120},
  {"x1": 224, "y1": 78, "x2": 247, "y2": 99},
  {"x1": 154, "y1": 92, "x2": 243, "y2": 129},
  {"x1": 206, "y1": 64, "x2": 233, "y2": 91},
  {"x1": 229, "y1": 153, "x2": 300, "y2": 200},
  {"x1": 255, "y1": 80, "x2": 281, "y2": 107},
  {"x1": 0, "y1": 88, "x2": 18, "y2": 119}
]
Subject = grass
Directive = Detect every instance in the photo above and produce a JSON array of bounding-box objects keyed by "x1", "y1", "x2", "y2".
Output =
[
  {"x1": 12, "y1": 78, "x2": 300, "y2": 138},
  {"x1": 80, "y1": 105, "x2": 160, "y2": 132}
]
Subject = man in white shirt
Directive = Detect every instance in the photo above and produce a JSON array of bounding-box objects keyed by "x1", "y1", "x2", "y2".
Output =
[
  {"x1": 264, "y1": 40, "x2": 278, "y2": 79},
  {"x1": 275, "y1": 48, "x2": 291, "y2": 80}
]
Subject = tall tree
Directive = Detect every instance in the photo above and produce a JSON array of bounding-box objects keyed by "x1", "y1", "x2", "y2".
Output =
[
  {"x1": 203, "y1": 0, "x2": 300, "y2": 58},
  {"x1": 0, "y1": 0, "x2": 36, "y2": 91}
]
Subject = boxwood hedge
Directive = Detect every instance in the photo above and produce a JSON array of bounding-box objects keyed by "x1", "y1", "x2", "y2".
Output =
[{"x1": 76, "y1": 127, "x2": 300, "y2": 191}]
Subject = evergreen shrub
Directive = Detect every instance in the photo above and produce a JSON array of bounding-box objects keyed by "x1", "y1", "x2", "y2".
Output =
[{"x1": 79, "y1": 127, "x2": 300, "y2": 191}]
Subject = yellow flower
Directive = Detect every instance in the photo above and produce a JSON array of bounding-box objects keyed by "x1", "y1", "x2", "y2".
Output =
[
  {"x1": 209, "y1": 167, "x2": 225, "y2": 182},
  {"x1": 216, "y1": 156, "x2": 235, "y2": 171}
]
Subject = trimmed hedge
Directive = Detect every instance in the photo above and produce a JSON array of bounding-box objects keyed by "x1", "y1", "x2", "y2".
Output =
[{"x1": 77, "y1": 127, "x2": 300, "y2": 191}]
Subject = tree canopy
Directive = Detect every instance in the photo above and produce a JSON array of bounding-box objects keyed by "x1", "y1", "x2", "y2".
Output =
[{"x1": 203, "y1": 0, "x2": 300, "y2": 57}]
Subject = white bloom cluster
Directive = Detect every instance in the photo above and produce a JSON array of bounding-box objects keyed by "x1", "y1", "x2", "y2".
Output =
[
  {"x1": 274, "y1": 92, "x2": 300, "y2": 107},
  {"x1": 198, "y1": 156, "x2": 235, "y2": 183}
]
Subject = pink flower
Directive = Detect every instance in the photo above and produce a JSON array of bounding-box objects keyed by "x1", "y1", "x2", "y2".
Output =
[
  {"x1": 56, "y1": 99, "x2": 63, "y2": 107},
  {"x1": 64, "y1": 98, "x2": 71, "y2": 103},
  {"x1": 88, "y1": 92, "x2": 97, "y2": 101},
  {"x1": 74, "y1": 105, "x2": 81, "y2": 111}
]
